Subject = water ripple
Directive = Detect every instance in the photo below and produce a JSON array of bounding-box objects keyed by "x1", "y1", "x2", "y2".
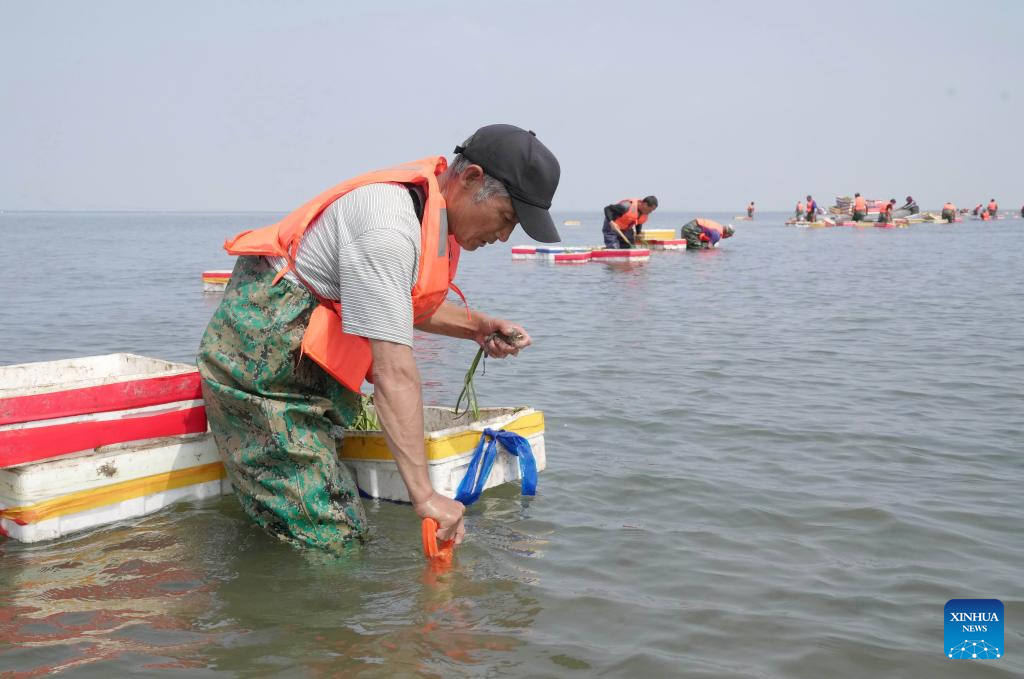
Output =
[{"x1": 1, "y1": 212, "x2": 1023, "y2": 677}]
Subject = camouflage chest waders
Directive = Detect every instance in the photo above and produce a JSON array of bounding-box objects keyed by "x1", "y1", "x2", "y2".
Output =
[
  {"x1": 681, "y1": 219, "x2": 708, "y2": 249},
  {"x1": 197, "y1": 256, "x2": 367, "y2": 552}
]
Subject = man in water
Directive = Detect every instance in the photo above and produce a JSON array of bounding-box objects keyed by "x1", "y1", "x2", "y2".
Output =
[
  {"x1": 805, "y1": 195, "x2": 818, "y2": 221},
  {"x1": 681, "y1": 218, "x2": 734, "y2": 249},
  {"x1": 877, "y1": 199, "x2": 896, "y2": 224},
  {"x1": 852, "y1": 193, "x2": 867, "y2": 222},
  {"x1": 897, "y1": 195, "x2": 919, "y2": 217},
  {"x1": 941, "y1": 202, "x2": 957, "y2": 223},
  {"x1": 602, "y1": 196, "x2": 658, "y2": 248},
  {"x1": 197, "y1": 124, "x2": 561, "y2": 553}
]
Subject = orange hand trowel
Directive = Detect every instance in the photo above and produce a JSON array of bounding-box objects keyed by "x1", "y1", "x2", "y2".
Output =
[{"x1": 421, "y1": 518, "x2": 455, "y2": 569}]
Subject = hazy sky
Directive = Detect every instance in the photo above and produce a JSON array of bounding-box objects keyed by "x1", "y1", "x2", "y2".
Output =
[{"x1": 2, "y1": 0, "x2": 1021, "y2": 211}]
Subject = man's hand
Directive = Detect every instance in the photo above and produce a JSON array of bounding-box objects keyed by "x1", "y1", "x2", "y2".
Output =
[
  {"x1": 413, "y1": 492, "x2": 466, "y2": 545},
  {"x1": 475, "y1": 317, "x2": 531, "y2": 358}
]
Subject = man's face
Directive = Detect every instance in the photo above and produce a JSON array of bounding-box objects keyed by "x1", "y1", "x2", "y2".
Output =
[
  {"x1": 639, "y1": 201, "x2": 656, "y2": 216},
  {"x1": 451, "y1": 194, "x2": 518, "y2": 251},
  {"x1": 445, "y1": 165, "x2": 518, "y2": 251}
]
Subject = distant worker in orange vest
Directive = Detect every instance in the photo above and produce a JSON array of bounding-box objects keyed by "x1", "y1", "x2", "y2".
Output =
[
  {"x1": 805, "y1": 195, "x2": 818, "y2": 221},
  {"x1": 852, "y1": 193, "x2": 867, "y2": 222},
  {"x1": 747, "y1": 201, "x2": 755, "y2": 219},
  {"x1": 988, "y1": 199, "x2": 998, "y2": 218},
  {"x1": 680, "y1": 218, "x2": 735, "y2": 249},
  {"x1": 795, "y1": 200, "x2": 805, "y2": 220},
  {"x1": 878, "y1": 199, "x2": 896, "y2": 224},
  {"x1": 602, "y1": 196, "x2": 658, "y2": 248},
  {"x1": 196, "y1": 124, "x2": 561, "y2": 553},
  {"x1": 980, "y1": 208, "x2": 991, "y2": 221},
  {"x1": 941, "y1": 202, "x2": 957, "y2": 223}
]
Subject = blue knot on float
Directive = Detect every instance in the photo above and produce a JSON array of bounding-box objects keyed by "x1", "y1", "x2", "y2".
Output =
[{"x1": 454, "y1": 428, "x2": 537, "y2": 506}]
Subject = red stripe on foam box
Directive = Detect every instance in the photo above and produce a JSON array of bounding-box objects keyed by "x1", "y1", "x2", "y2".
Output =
[
  {"x1": 0, "y1": 372, "x2": 203, "y2": 426},
  {"x1": 591, "y1": 249, "x2": 650, "y2": 258},
  {"x1": 0, "y1": 405, "x2": 208, "y2": 468}
]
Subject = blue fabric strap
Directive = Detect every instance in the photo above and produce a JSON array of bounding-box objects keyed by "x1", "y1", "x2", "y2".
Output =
[{"x1": 454, "y1": 428, "x2": 538, "y2": 506}]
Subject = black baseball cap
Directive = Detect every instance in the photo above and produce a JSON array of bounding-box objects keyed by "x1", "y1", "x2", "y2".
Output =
[{"x1": 454, "y1": 124, "x2": 561, "y2": 243}]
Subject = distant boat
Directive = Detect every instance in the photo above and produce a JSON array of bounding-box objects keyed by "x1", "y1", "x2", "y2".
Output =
[{"x1": 562, "y1": 219, "x2": 581, "y2": 226}]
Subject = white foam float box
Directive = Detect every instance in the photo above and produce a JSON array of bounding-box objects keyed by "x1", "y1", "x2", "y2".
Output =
[
  {"x1": 535, "y1": 246, "x2": 592, "y2": 265},
  {"x1": 550, "y1": 252, "x2": 591, "y2": 264},
  {"x1": 645, "y1": 239, "x2": 689, "y2": 250},
  {"x1": 0, "y1": 353, "x2": 225, "y2": 543},
  {"x1": 202, "y1": 269, "x2": 232, "y2": 291},
  {"x1": 535, "y1": 246, "x2": 592, "y2": 257},
  {"x1": 637, "y1": 228, "x2": 676, "y2": 242},
  {"x1": 590, "y1": 248, "x2": 651, "y2": 263},
  {"x1": 0, "y1": 354, "x2": 545, "y2": 540},
  {"x1": 0, "y1": 435, "x2": 227, "y2": 543},
  {"x1": 0, "y1": 354, "x2": 208, "y2": 468},
  {"x1": 337, "y1": 406, "x2": 546, "y2": 503},
  {"x1": 511, "y1": 246, "x2": 539, "y2": 260}
]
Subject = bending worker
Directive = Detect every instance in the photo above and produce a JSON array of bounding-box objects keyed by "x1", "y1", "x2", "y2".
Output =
[
  {"x1": 197, "y1": 124, "x2": 561, "y2": 553},
  {"x1": 878, "y1": 199, "x2": 895, "y2": 224},
  {"x1": 602, "y1": 195, "x2": 658, "y2": 248},
  {"x1": 681, "y1": 218, "x2": 735, "y2": 249},
  {"x1": 941, "y1": 201, "x2": 957, "y2": 223}
]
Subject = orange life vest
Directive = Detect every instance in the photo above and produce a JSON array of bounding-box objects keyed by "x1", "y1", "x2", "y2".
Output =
[
  {"x1": 988, "y1": 201, "x2": 998, "y2": 212},
  {"x1": 796, "y1": 201, "x2": 804, "y2": 212},
  {"x1": 693, "y1": 218, "x2": 725, "y2": 243},
  {"x1": 612, "y1": 199, "x2": 648, "y2": 230},
  {"x1": 980, "y1": 210, "x2": 990, "y2": 221},
  {"x1": 696, "y1": 218, "x2": 724, "y2": 235},
  {"x1": 881, "y1": 203, "x2": 893, "y2": 215},
  {"x1": 854, "y1": 196, "x2": 866, "y2": 212},
  {"x1": 942, "y1": 202, "x2": 955, "y2": 212},
  {"x1": 223, "y1": 156, "x2": 461, "y2": 393}
]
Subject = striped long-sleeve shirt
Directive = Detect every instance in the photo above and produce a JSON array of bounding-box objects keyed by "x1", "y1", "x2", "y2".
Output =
[{"x1": 268, "y1": 183, "x2": 423, "y2": 347}]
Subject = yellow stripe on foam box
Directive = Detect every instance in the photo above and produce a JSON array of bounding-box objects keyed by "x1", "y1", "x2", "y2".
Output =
[
  {"x1": 340, "y1": 411, "x2": 545, "y2": 461},
  {"x1": 0, "y1": 462, "x2": 226, "y2": 525}
]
